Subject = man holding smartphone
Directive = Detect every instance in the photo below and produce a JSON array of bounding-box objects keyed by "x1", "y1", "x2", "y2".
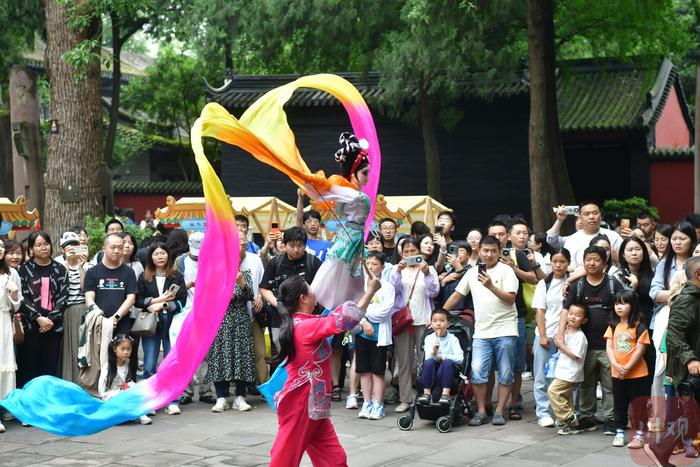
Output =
[{"x1": 444, "y1": 235, "x2": 519, "y2": 426}]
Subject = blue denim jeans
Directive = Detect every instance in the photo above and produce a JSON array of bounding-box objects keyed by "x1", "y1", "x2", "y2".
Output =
[
  {"x1": 471, "y1": 336, "x2": 516, "y2": 385},
  {"x1": 141, "y1": 312, "x2": 172, "y2": 380},
  {"x1": 533, "y1": 336, "x2": 557, "y2": 418},
  {"x1": 514, "y1": 317, "x2": 527, "y2": 374}
]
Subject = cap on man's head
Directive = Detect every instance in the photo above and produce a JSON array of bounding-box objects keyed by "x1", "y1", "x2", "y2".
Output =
[
  {"x1": 60, "y1": 231, "x2": 80, "y2": 248},
  {"x1": 188, "y1": 231, "x2": 204, "y2": 256}
]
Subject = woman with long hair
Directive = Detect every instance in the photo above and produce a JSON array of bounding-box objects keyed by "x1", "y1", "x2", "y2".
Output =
[
  {"x1": 208, "y1": 234, "x2": 256, "y2": 413},
  {"x1": 17, "y1": 231, "x2": 69, "y2": 386},
  {"x1": 135, "y1": 242, "x2": 187, "y2": 415},
  {"x1": 269, "y1": 272, "x2": 381, "y2": 467},
  {"x1": 0, "y1": 240, "x2": 22, "y2": 433}
]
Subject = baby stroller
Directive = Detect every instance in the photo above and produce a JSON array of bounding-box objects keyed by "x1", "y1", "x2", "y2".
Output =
[{"x1": 397, "y1": 311, "x2": 474, "y2": 433}]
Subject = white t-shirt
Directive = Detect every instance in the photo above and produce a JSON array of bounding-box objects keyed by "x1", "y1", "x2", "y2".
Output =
[
  {"x1": 455, "y1": 262, "x2": 518, "y2": 339},
  {"x1": 554, "y1": 328, "x2": 587, "y2": 383},
  {"x1": 563, "y1": 227, "x2": 622, "y2": 269},
  {"x1": 532, "y1": 277, "x2": 566, "y2": 338}
]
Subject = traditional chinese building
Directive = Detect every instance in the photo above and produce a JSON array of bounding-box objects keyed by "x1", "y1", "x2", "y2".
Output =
[{"x1": 204, "y1": 57, "x2": 692, "y2": 231}]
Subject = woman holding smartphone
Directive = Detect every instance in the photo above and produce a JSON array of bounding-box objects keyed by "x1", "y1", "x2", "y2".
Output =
[
  {"x1": 136, "y1": 242, "x2": 187, "y2": 414},
  {"x1": 389, "y1": 236, "x2": 440, "y2": 413}
]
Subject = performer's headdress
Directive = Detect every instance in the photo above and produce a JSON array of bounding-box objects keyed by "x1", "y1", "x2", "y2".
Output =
[{"x1": 334, "y1": 132, "x2": 369, "y2": 180}]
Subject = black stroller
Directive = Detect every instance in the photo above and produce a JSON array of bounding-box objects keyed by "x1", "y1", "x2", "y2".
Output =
[{"x1": 396, "y1": 311, "x2": 474, "y2": 433}]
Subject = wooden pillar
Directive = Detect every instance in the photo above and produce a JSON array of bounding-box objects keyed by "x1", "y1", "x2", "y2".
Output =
[{"x1": 9, "y1": 65, "x2": 44, "y2": 219}]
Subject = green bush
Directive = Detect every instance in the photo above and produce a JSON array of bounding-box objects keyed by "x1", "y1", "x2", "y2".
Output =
[
  {"x1": 83, "y1": 216, "x2": 152, "y2": 258},
  {"x1": 602, "y1": 197, "x2": 659, "y2": 226}
]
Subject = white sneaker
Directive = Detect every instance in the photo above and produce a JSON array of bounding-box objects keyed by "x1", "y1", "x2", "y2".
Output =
[
  {"x1": 395, "y1": 402, "x2": 410, "y2": 413},
  {"x1": 613, "y1": 433, "x2": 625, "y2": 447},
  {"x1": 0, "y1": 421, "x2": 5, "y2": 433},
  {"x1": 165, "y1": 404, "x2": 181, "y2": 415},
  {"x1": 538, "y1": 416, "x2": 555, "y2": 427},
  {"x1": 232, "y1": 395, "x2": 252, "y2": 412},
  {"x1": 346, "y1": 394, "x2": 359, "y2": 409},
  {"x1": 369, "y1": 402, "x2": 385, "y2": 420},
  {"x1": 522, "y1": 371, "x2": 533, "y2": 381},
  {"x1": 138, "y1": 415, "x2": 152, "y2": 425},
  {"x1": 358, "y1": 401, "x2": 373, "y2": 419},
  {"x1": 212, "y1": 398, "x2": 231, "y2": 413}
]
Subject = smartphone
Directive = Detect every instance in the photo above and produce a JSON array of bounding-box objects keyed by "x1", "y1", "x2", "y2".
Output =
[
  {"x1": 270, "y1": 222, "x2": 280, "y2": 235},
  {"x1": 477, "y1": 263, "x2": 486, "y2": 276},
  {"x1": 435, "y1": 225, "x2": 443, "y2": 235},
  {"x1": 502, "y1": 248, "x2": 510, "y2": 257},
  {"x1": 168, "y1": 284, "x2": 180, "y2": 295},
  {"x1": 404, "y1": 255, "x2": 423, "y2": 266},
  {"x1": 620, "y1": 218, "x2": 630, "y2": 230},
  {"x1": 448, "y1": 244, "x2": 459, "y2": 256},
  {"x1": 75, "y1": 245, "x2": 89, "y2": 256}
]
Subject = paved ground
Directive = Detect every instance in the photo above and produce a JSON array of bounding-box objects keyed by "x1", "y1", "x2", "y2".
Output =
[{"x1": 0, "y1": 380, "x2": 689, "y2": 466}]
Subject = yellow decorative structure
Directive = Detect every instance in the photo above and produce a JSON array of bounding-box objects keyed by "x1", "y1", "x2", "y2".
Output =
[
  {"x1": 308, "y1": 194, "x2": 451, "y2": 237},
  {"x1": 0, "y1": 196, "x2": 41, "y2": 237},
  {"x1": 154, "y1": 195, "x2": 296, "y2": 234}
]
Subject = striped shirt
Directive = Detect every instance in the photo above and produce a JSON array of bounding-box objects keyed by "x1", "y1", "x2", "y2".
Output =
[{"x1": 66, "y1": 266, "x2": 86, "y2": 305}]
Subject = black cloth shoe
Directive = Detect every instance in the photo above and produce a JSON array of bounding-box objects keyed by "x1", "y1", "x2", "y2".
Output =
[
  {"x1": 603, "y1": 421, "x2": 617, "y2": 435},
  {"x1": 179, "y1": 395, "x2": 193, "y2": 406},
  {"x1": 247, "y1": 385, "x2": 260, "y2": 396},
  {"x1": 199, "y1": 395, "x2": 217, "y2": 404},
  {"x1": 577, "y1": 417, "x2": 597, "y2": 431}
]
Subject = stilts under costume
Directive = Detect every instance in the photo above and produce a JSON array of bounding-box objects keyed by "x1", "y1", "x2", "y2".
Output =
[{"x1": 269, "y1": 302, "x2": 364, "y2": 467}]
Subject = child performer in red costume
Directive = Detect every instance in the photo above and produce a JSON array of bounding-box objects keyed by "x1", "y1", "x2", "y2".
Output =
[{"x1": 269, "y1": 271, "x2": 382, "y2": 467}]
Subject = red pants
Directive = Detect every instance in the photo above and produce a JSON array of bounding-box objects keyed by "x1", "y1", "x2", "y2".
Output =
[{"x1": 270, "y1": 387, "x2": 347, "y2": 467}]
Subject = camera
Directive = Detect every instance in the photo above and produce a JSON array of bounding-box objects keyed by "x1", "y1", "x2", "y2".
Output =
[
  {"x1": 404, "y1": 255, "x2": 423, "y2": 266},
  {"x1": 677, "y1": 377, "x2": 700, "y2": 397},
  {"x1": 448, "y1": 244, "x2": 459, "y2": 256}
]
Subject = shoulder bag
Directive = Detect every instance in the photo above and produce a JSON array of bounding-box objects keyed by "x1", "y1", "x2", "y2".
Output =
[
  {"x1": 130, "y1": 309, "x2": 159, "y2": 337},
  {"x1": 392, "y1": 269, "x2": 421, "y2": 336}
]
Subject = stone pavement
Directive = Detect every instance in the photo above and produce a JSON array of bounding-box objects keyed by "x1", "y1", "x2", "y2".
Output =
[{"x1": 0, "y1": 380, "x2": 689, "y2": 466}]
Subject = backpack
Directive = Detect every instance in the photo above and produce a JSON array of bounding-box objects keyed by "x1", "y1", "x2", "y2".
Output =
[
  {"x1": 574, "y1": 274, "x2": 618, "y2": 308},
  {"x1": 269, "y1": 252, "x2": 318, "y2": 293}
]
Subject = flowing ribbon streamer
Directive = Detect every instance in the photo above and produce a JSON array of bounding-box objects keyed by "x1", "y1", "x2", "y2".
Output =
[
  {"x1": 0, "y1": 120, "x2": 239, "y2": 437},
  {"x1": 0, "y1": 73, "x2": 377, "y2": 436},
  {"x1": 196, "y1": 74, "x2": 381, "y2": 240}
]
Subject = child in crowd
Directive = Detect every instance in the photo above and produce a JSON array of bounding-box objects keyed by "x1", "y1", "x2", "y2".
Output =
[
  {"x1": 604, "y1": 290, "x2": 650, "y2": 449},
  {"x1": 98, "y1": 334, "x2": 152, "y2": 425},
  {"x1": 417, "y1": 308, "x2": 464, "y2": 406},
  {"x1": 269, "y1": 272, "x2": 382, "y2": 467},
  {"x1": 548, "y1": 303, "x2": 588, "y2": 435},
  {"x1": 355, "y1": 252, "x2": 395, "y2": 420}
]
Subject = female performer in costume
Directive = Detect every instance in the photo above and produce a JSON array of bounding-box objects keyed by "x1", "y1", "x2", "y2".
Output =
[
  {"x1": 270, "y1": 271, "x2": 381, "y2": 467},
  {"x1": 306, "y1": 132, "x2": 371, "y2": 309}
]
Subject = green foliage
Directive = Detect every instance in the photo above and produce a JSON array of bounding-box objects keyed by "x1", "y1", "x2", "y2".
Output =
[
  {"x1": 0, "y1": 0, "x2": 44, "y2": 86},
  {"x1": 555, "y1": 0, "x2": 695, "y2": 60},
  {"x1": 602, "y1": 197, "x2": 659, "y2": 225},
  {"x1": 121, "y1": 45, "x2": 205, "y2": 137},
  {"x1": 83, "y1": 215, "x2": 151, "y2": 258},
  {"x1": 375, "y1": 0, "x2": 525, "y2": 128}
]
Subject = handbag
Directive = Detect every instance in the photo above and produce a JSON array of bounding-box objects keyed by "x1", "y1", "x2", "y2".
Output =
[
  {"x1": 545, "y1": 351, "x2": 559, "y2": 379},
  {"x1": 13, "y1": 312, "x2": 24, "y2": 345},
  {"x1": 130, "y1": 310, "x2": 159, "y2": 337},
  {"x1": 392, "y1": 269, "x2": 421, "y2": 336}
]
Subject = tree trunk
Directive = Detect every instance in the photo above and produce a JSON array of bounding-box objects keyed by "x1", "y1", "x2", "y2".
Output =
[
  {"x1": 43, "y1": 0, "x2": 103, "y2": 241},
  {"x1": 527, "y1": 0, "x2": 575, "y2": 231},
  {"x1": 418, "y1": 89, "x2": 441, "y2": 201},
  {"x1": 694, "y1": 62, "x2": 700, "y2": 212},
  {"x1": 9, "y1": 66, "x2": 44, "y2": 217},
  {"x1": 102, "y1": 13, "x2": 122, "y2": 216}
]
